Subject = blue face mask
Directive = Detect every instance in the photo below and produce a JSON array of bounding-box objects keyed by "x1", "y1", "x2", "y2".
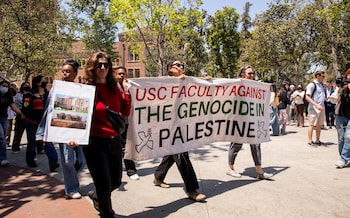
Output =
[{"x1": 0, "y1": 86, "x2": 8, "y2": 93}]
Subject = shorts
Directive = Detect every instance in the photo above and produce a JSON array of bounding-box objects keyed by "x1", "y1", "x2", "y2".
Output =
[{"x1": 308, "y1": 108, "x2": 325, "y2": 126}]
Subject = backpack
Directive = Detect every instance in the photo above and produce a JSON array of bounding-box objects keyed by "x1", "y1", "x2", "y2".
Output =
[
  {"x1": 277, "y1": 91, "x2": 290, "y2": 109},
  {"x1": 304, "y1": 82, "x2": 321, "y2": 103}
]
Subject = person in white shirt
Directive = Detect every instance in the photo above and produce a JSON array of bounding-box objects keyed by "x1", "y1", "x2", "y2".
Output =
[
  {"x1": 6, "y1": 85, "x2": 17, "y2": 147},
  {"x1": 305, "y1": 71, "x2": 326, "y2": 146},
  {"x1": 291, "y1": 85, "x2": 305, "y2": 127}
]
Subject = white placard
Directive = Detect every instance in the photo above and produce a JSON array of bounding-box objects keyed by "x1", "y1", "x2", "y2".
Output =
[{"x1": 44, "y1": 80, "x2": 96, "y2": 145}]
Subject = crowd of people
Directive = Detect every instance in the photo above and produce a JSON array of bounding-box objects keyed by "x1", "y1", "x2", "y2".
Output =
[
  {"x1": 269, "y1": 71, "x2": 338, "y2": 140},
  {"x1": 1, "y1": 51, "x2": 349, "y2": 217},
  {"x1": 268, "y1": 69, "x2": 350, "y2": 172}
]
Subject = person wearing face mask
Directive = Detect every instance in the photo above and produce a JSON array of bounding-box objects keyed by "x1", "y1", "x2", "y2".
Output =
[
  {"x1": 22, "y1": 75, "x2": 59, "y2": 169},
  {"x1": 0, "y1": 80, "x2": 24, "y2": 166},
  {"x1": 11, "y1": 82, "x2": 31, "y2": 153},
  {"x1": 6, "y1": 85, "x2": 17, "y2": 148},
  {"x1": 291, "y1": 85, "x2": 305, "y2": 127}
]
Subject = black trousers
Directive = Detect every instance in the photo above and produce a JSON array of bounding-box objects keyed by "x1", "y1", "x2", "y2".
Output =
[
  {"x1": 83, "y1": 136, "x2": 123, "y2": 218},
  {"x1": 12, "y1": 115, "x2": 26, "y2": 151},
  {"x1": 154, "y1": 152, "x2": 199, "y2": 193}
]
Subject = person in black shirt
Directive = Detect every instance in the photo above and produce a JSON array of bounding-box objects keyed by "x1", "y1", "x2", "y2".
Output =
[
  {"x1": 22, "y1": 75, "x2": 50, "y2": 168},
  {"x1": 0, "y1": 80, "x2": 24, "y2": 166}
]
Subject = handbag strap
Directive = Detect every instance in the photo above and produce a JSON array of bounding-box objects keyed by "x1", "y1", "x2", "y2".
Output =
[{"x1": 96, "y1": 91, "x2": 110, "y2": 109}]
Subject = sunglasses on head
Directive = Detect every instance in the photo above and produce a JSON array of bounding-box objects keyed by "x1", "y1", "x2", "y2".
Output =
[
  {"x1": 172, "y1": 63, "x2": 184, "y2": 69},
  {"x1": 97, "y1": 62, "x2": 109, "y2": 69}
]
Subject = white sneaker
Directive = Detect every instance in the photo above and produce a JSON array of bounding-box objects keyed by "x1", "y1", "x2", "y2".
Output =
[
  {"x1": 129, "y1": 173, "x2": 140, "y2": 180},
  {"x1": 256, "y1": 172, "x2": 274, "y2": 180},
  {"x1": 67, "y1": 192, "x2": 82, "y2": 199},
  {"x1": 226, "y1": 169, "x2": 241, "y2": 178},
  {"x1": 335, "y1": 160, "x2": 349, "y2": 168},
  {"x1": 0, "y1": 160, "x2": 9, "y2": 166}
]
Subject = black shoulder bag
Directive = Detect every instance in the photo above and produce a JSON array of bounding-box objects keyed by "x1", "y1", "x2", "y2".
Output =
[{"x1": 97, "y1": 92, "x2": 126, "y2": 135}]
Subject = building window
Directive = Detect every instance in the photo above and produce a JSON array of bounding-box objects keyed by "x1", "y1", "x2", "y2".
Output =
[
  {"x1": 135, "y1": 69, "x2": 140, "y2": 78},
  {"x1": 128, "y1": 47, "x2": 139, "y2": 61},
  {"x1": 128, "y1": 69, "x2": 134, "y2": 78}
]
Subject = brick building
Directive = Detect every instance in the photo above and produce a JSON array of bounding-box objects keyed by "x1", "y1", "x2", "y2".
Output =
[{"x1": 54, "y1": 34, "x2": 147, "y2": 83}]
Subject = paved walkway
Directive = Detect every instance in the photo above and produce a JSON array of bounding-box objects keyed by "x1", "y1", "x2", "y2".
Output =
[
  {"x1": 0, "y1": 165, "x2": 98, "y2": 218},
  {"x1": 1, "y1": 123, "x2": 350, "y2": 218},
  {"x1": 0, "y1": 133, "x2": 98, "y2": 218}
]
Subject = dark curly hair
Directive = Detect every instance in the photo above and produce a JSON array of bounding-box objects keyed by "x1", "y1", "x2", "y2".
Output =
[{"x1": 84, "y1": 52, "x2": 116, "y2": 94}]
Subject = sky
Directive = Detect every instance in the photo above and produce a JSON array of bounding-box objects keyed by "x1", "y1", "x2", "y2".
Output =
[{"x1": 199, "y1": 0, "x2": 272, "y2": 18}]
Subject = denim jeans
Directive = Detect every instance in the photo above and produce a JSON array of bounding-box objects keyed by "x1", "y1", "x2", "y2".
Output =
[
  {"x1": 335, "y1": 115, "x2": 350, "y2": 162},
  {"x1": 59, "y1": 143, "x2": 85, "y2": 194},
  {"x1": 270, "y1": 106, "x2": 280, "y2": 136},
  {"x1": 0, "y1": 118, "x2": 9, "y2": 162},
  {"x1": 44, "y1": 142, "x2": 59, "y2": 167}
]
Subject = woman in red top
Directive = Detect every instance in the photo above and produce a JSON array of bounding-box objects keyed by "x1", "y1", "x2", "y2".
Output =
[{"x1": 81, "y1": 52, "x2": 131, "y2": 218}]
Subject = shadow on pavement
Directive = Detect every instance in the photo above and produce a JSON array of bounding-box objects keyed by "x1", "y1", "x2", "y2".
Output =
[
  {"x1": 0, "y1": 165, "x2": 64, "y2": 217},
  {"x1": 0, "y1": 164, "x2": 99, "y2": 218}
]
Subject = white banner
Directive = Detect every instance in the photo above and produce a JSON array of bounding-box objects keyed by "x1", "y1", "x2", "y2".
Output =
[
  {"x1": 44, "y1": 81, "x2": 96, "y2": 145},
  {"x1": 125, "y1": 77, "x2": 271, "y2": 161}
]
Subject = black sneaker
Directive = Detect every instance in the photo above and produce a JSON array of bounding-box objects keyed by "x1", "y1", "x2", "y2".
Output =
[
  {"x1": 307, "y1": 141, "x2": 315, "y2": 146},
  {"x1": 50, "y1": 162, "x2": 60, "y2": 172},
  {"x1": 314, "y1": 141, "x2": 322, "y2": 146}
]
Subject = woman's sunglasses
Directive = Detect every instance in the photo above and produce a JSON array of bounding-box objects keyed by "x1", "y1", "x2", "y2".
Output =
[
  {"x1": 97, "y1": 63, "x2": 109, "y2": 69},
  {"x1": 172, "y1": 63, "x2": 184, "y2": 69}
]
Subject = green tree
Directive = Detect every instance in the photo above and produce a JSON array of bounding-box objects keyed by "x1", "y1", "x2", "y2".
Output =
[
  {"x1": 110, "y1": 0, "x2": 204, "y2": 76},
  {"x1": 314, "y1": 0, "x2": 350, "y2": 78},
  {"x1": 241, "y1": 2, "x2": 252, "y2": 40},
  {"x1": 68, "y1": 0, "x2": 118, "y2": 59},
  {"x1": 206, "y1": 7, "x2": 240, "y2": 78},
  {"x1": 0, "y1": 0, "x2": 69, "y2": 81},
  {"x1": 243, "y1": 0, "x2": 350, "y2": 84},
  {"x1": 238, "y1": 1, "x2": 253, "y2": 67},
  {"x1": 182, "y1": 8, "x2": 208, "y2": 76},
  {"x1": 244, "y1": 1, "x2": 319, "y2": 84}
]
